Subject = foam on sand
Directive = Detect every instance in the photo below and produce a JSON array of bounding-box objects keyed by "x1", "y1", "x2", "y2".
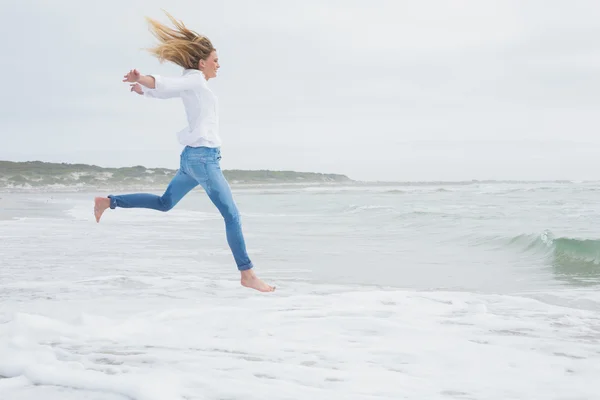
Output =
[{"x1": 1, "y1": 284, "x2": 599, "y2": 400}]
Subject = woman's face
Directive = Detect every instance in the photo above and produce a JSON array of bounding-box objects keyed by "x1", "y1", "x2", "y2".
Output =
[{"x1": 200, "y1": 50, "x2": 219, "y2": 79}]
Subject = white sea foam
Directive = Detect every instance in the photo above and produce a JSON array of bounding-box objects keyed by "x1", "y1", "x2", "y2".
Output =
[{"x1": 1, "y1": 285, "x2": 599, "y2": 399}]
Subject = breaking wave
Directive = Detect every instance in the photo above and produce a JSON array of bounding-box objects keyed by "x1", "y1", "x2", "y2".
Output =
[{"x1": 507, "y1": 231, "x2": 600, "y2": 265}]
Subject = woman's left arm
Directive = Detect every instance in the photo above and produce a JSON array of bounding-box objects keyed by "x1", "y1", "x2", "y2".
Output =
[{"x1": 124, "y1": 68, "x2": 202, "y2": 99}]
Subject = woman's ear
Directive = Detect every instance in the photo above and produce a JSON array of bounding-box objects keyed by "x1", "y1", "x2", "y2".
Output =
[{"x1": 198, "y1": 59, "x2": 205, "y2": 70}]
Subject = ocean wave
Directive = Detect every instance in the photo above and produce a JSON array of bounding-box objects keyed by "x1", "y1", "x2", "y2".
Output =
[
  {"x1": 343, "y1": 204, "x2": 397, "y2": 214},
  {"x1": 339, "y1": 204, "x2": 465, "y2": 219},
  {"x1": 506, "y1": 231, "x2": 600, "y2": 265}
]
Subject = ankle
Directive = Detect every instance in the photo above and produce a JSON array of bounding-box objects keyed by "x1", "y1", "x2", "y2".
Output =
[{"x1": 240, "y1": 269, "x2": 256, "y2": 280}]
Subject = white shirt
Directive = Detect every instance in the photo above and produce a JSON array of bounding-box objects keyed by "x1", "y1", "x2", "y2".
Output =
[{"x1": 142, "y1": 69, "x2": 221, "y2": 148}]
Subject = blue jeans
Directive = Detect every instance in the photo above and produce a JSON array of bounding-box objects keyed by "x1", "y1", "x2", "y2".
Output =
[{"x1": 107, "y1": 146, "x2": 253, "y2": 271}]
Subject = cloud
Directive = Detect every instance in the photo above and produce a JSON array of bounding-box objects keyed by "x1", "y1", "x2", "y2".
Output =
[{"x1": 1, "y1": 0, "x2": 599, "y2": 180}]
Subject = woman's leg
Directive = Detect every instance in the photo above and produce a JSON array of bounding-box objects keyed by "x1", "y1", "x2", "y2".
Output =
[
  {"x1": 204, "y1": 166, "x2": 274, "y2": 291},
  {"x1": 94, "y1": 169, "x2": 198, "y2": 222},
  {"x1": 186, "y1": 151, "x2": 274, "y2": 291},
  {"x1": 181, "y1": 146, "x2": 274, "y2": 291},
  {"x1": 203, "y1": 163, "x2": 253, "y2": 271}
]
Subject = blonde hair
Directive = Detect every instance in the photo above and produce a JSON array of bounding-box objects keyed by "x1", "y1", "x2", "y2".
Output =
[{"x1": 145, "y1": 10, "x2": 215, "y2": 70}]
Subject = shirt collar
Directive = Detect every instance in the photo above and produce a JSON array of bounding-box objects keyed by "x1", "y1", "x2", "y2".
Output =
[{"x1": 183, "y1": 69, "x2": 206, "y2": 79}]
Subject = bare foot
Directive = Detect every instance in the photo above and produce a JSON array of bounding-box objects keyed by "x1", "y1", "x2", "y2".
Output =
[
  {"x1": 94, "y1": 197, "x2": 111, "y2": 223},
  {"x1": 240, "y1": 269, "x2": 275, "y2": 292}
]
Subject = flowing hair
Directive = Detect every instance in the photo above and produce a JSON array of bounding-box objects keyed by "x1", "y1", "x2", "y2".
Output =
[{"x1": 145, "y1": 10, "x2": 215, "y2": 70}]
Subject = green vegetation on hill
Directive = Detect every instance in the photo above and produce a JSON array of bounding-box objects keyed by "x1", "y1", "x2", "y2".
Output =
[
  {"x1": 222, "y1": 169, "x2": 351, "y2": 183},
  {"x1": 0, "y1": 160, "x2": 352, "y2": 188}
]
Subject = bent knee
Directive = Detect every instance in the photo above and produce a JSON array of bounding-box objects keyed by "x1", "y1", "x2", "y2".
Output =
[{"x1": 158, "y1": 196, "x2": 175, "y2": 212}]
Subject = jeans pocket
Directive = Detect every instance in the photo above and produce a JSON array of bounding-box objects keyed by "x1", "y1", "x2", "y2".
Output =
[{"x1": 187, "y1": 161, "x2": 208, "y2": 182}]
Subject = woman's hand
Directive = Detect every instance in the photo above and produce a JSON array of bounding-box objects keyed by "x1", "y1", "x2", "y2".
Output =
[
  {"x1": 123, "y1": 69, "x2": 141, "y2": 83},
  {"x1": 130, "y1": 83, "x2": 143, "y2": 95},
  {"x1": 122, "y1": 68, "x2": 156, "y2": 91}
]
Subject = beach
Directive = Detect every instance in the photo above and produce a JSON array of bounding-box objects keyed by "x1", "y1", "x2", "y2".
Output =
[{"x1": 1, "y1": 181, "x2": 599, "y2": 399}]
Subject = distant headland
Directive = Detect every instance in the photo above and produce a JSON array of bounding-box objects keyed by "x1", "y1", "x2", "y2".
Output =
[{"x1": 0, "y1": 160, "x2": 353, "y2": 189}]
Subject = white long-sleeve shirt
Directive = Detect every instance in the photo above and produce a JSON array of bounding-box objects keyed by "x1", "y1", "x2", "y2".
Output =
[{"x1": 142, "y1": 69, "x2": 221, "y2": 148}]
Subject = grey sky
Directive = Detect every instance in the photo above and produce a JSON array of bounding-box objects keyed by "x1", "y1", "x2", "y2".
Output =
[{"x1": 1, "y1": 0, "x2": 599, "y2": 181}]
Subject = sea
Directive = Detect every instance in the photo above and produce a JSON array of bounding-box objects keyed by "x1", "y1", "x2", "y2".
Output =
[{"x1": 1, "y1": 179, "x2": 599, "y2": 399}]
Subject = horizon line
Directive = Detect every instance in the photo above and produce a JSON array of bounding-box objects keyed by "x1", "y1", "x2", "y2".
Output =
[{"x1": 2, "y1": 159, "x2": 599, "y2": 185}]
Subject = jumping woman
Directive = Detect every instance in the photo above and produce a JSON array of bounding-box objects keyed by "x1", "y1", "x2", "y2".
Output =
[{"x1": 93, "y1": 11, "x2": 275, "y2": 292}]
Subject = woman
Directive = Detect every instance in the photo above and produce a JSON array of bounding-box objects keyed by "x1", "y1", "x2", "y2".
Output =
[{"x1": 93, "y1": 11, "x2": 274, "y2": 292}]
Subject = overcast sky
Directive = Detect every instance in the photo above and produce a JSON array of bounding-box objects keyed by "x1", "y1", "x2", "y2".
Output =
[{"x1": 1, "y1": 0, "x2": 599, "y2": 181}]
